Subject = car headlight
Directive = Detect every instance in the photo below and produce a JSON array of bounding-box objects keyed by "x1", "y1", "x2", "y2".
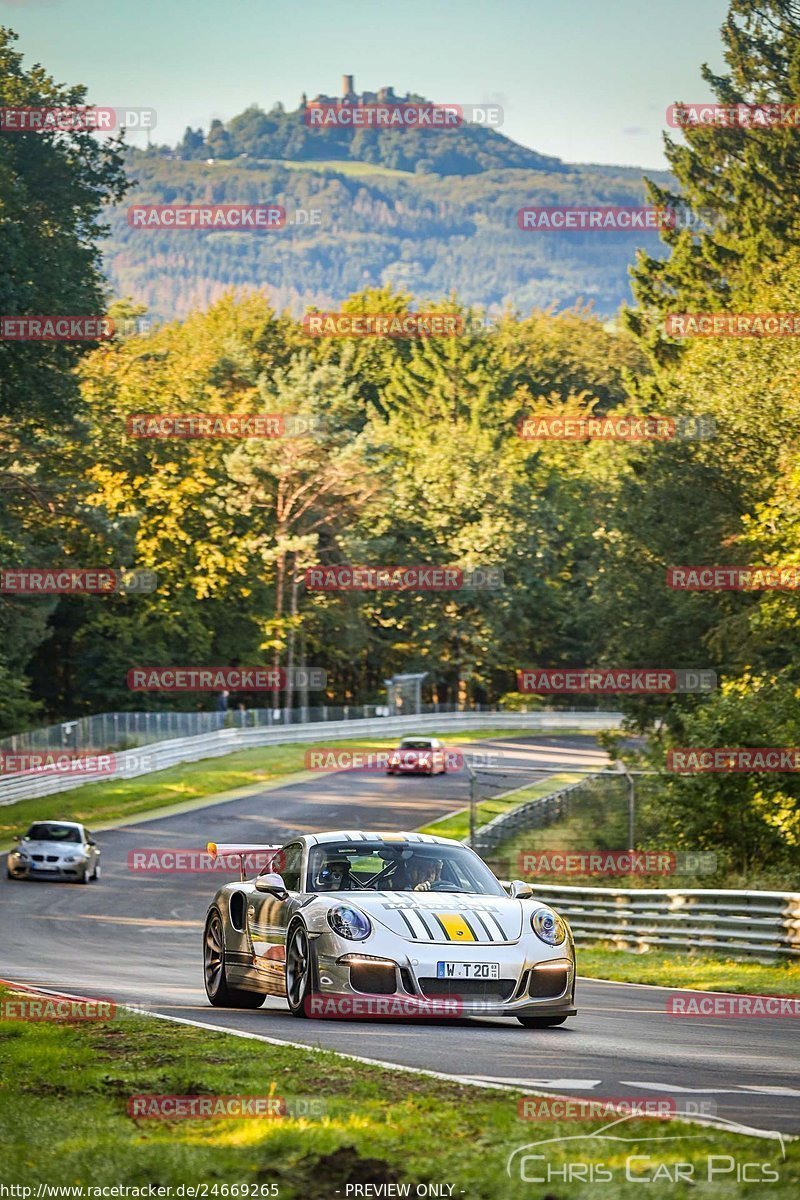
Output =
[
  {"x1": 327, "y1": 906, "x2": 372, "y2": 941},
  {"x1": 531, "y1": 907, "x2": 567, "y2": 946},
  {"x1": 63, "y1": 856, "x2": 78, "y2": 863}
]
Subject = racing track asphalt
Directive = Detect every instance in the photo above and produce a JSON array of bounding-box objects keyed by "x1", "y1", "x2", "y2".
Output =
[{"x1": 0, "y1": 734, "x2": 798, "y2": 1137}]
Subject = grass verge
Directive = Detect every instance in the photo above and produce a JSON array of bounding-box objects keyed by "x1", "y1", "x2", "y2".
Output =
[
  {"x1": 577, "y1": 943, "x2": 800, "y2": 996},
  {"x1": 0, "y1": 986, "x2": 796, "y2": 1197}
]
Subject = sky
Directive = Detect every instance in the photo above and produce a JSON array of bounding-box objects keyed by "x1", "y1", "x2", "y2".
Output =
[{"x1": 0, "y1": 0, "x2": 730, "y2": 168}]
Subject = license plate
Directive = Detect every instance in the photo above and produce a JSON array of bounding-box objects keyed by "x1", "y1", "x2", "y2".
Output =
[{"x1": 436, "y1": 962, "x2": 500, "y2": 980}]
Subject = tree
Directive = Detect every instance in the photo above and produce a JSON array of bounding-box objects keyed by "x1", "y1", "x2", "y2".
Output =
[
  {"x1": 629, "y1": 0, "x2": 800, "y2": 362},
  {"x1": 0, "y1": 25, "x2": 128, "y2": 731}
]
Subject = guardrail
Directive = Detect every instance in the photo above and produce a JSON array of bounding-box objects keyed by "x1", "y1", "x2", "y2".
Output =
[
  {"x1": 470, "y1": 776, "x2": 800, "y2": 958},
  {"x1": 0, "y1": 702, "x2": 619, "y2": 755},
  {"x1": 472, "y1": 778, "x2": 587, "y2": 853},
  {"x1": 0, "y1": 710, "x2": 622, "y2": 807},
  {"x1": 525, "y1": 884, "x2": 800, "y2": 959}
]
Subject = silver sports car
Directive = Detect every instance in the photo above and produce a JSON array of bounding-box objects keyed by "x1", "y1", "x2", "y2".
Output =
[
  {"x1": 203, "y1": 831, "x2": 576, "y2": 1026},
  {"x1": 6, "y1": 820, "x2": 100, "y2": 883}
]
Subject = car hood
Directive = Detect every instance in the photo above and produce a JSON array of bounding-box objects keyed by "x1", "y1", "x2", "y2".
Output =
[{"x1": 345, "y1": 891, "x2": 524, "y2": 945}]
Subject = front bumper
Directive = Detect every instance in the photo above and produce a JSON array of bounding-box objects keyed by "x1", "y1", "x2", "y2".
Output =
[
  {"x1": 7, "y1": 854, "x2": 87, "y2": 880},
  {"x1": 315, "y1": 942, "x2": 576, "y2": 1018}
]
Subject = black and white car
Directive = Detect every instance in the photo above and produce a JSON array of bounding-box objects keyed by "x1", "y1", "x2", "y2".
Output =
[
  {"x1": 203, "y1": 830, "x2": 576, "y2": 1026},
  {"x1": 6, "y1": 820, "x2": 100, "y2": 884}
]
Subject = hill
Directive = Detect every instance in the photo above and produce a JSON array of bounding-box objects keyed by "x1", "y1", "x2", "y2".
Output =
[{"x1": 104, "y1": 85, "x2": 672, "y2": 322}]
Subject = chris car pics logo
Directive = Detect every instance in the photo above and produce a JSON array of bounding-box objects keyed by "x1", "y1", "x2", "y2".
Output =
[{"x1": 507, "y1": 1114, "x2": 785, "y2": 1185}]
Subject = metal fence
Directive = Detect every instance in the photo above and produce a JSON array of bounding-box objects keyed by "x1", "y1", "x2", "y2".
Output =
[
  {"x1": 0, "y1": 709, "x2": 623, "y2": 807},
  {"x1": 467, "y1": 774, "x2": 800, "y2": 958},
  {"x1": 0, "y1": 703, "x2": 616, "y2": 755},
  {"x1": 472, "y1": 777, "x2": 589, "y2": 854},
  {"x1": 525, "y1": 883, "x2": 800, "y2": 959}
]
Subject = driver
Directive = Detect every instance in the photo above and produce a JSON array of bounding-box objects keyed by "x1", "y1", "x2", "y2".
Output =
[
  {"x1": 409, "y1": 858, "x2": 443, "y2": 892},
  {"x1": 316, "y1": 857, "x2": 350, "y2": 890}
]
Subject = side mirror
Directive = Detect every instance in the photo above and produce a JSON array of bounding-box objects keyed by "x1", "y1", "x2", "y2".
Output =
[
  {"x1": 255, "y1": 872, "x2": 289, "y2": 900},
  {"x1": 509, "y1": 879, "x2": 534, "y2": 899}
]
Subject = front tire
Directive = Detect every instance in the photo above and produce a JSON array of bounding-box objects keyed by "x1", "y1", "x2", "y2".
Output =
[
  {"x1": 285, "y1": 920, "x2": 318, "y2": 1018},
  {"x1": 517, "y1": 1014, "x2": 568, "y2": 1028},
  {"x1": 204, "y1": 908, "x2": 265, "y2": 1008}
]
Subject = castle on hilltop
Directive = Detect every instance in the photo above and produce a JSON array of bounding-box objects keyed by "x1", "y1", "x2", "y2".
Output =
[{"x1": 301, "y1": 75, "x2": 415, "y2": 109}]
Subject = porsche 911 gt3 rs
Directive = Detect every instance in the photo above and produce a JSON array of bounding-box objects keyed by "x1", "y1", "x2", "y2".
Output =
[{"x1": 203, "y1": 830, "x2": 576, "y2": 1026}]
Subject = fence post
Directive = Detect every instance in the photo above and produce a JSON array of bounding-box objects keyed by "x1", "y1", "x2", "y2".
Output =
[{"x1": 467, "y1": 763, "x2": 478, "y2": 849}]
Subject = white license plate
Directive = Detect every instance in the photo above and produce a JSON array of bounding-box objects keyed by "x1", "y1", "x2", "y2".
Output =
[{"x1": 436, "y1": 962, "x2": 500, "y2": 980}]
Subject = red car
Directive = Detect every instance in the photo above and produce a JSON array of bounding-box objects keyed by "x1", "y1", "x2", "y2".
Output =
[{"x1": 386, "y1": 737, "x2": 447, "y2": 776}]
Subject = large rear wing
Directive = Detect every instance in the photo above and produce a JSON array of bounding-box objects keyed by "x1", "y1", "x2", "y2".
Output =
[{"x1": 207, "y1": 842, "x2": 283, "y2": 882}]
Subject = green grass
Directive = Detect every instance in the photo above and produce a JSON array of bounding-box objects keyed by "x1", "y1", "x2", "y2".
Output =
[
  {"x1": 577, "y1": 943, "x2": 800, "y2": 995},
  {"x1": 0, "y1": 727, "x2": 570, "y2": 844},
  {"x1": 1, "y1": 987, "x2": 796, "y2": 1197},
  {"x1": 417, "y1": 772, "x2": 581, "y2": 841}
]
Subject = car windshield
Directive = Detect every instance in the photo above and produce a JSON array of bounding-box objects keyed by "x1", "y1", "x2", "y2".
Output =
[
  {"x1": 307, "y1": 842, "x2": 505, "y2": 896},
  {"x1": 25, "y1": 823, "x2": 81, "y2": 843},
  {"x1": 399, "y1": 740, "x2": 432, "y2": 750}
]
